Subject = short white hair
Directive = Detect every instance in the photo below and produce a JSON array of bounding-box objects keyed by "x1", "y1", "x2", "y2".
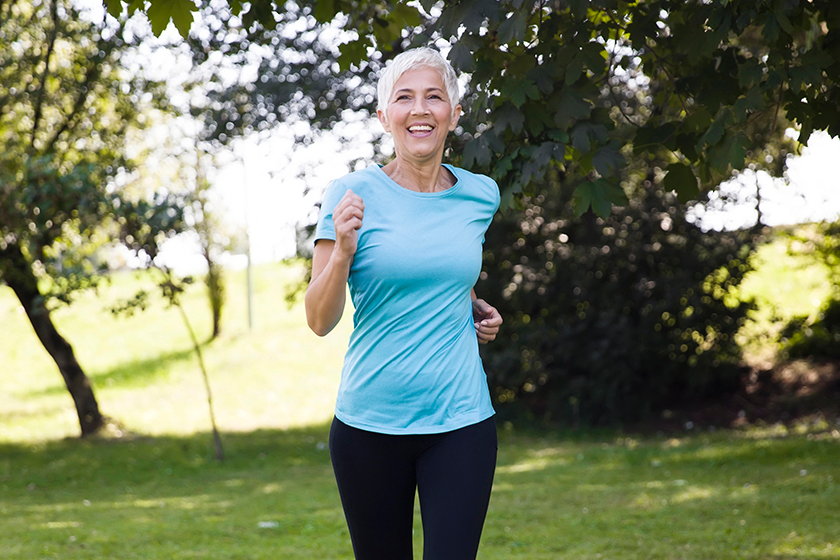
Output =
[{"x1": 376, "y1": 47, "x2": 461, "y2": 114}]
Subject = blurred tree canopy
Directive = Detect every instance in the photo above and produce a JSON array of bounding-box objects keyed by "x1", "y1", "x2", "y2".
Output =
[
  {"x1": 0, "y1": 0, "x2": 183, "y2": 436},
  {"x1": 116, "y1": 0, "x2": 839, "y2": 214}
]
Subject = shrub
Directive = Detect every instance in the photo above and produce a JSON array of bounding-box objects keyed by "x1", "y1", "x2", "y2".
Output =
[{"x1": 480, "y1": 183, "x2": 755, "y2": 425}]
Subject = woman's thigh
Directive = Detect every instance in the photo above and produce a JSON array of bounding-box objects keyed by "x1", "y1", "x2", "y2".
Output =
[
  {"x1": 329, "y1": 418, "x2": 417, "y2": 560},
  {"x1": 416, "y1": 417, "x2": 497, "y2": 560}
]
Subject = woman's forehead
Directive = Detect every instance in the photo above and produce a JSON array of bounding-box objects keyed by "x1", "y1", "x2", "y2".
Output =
[{"x1": 393, "y1": 66, "x2": 446, "y2": 90}]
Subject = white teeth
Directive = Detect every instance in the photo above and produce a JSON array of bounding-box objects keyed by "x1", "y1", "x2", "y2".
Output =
[{"x1": 409, "y1": 125, "x2": 433, "y2": 132}]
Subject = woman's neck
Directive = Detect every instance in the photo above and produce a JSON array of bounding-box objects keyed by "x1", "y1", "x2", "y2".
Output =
[{"x1": 381, "y1": 157, "x2": 455, "y2": 193}]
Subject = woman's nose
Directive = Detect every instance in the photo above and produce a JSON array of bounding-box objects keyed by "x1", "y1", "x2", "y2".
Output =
[{"x1": 411, "y1": 98, "x2": 429, "y2": 115}]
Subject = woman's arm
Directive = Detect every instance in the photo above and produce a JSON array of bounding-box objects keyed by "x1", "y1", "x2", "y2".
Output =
[
  {"x1": 305, "y1": 190, "x2": 365, "y2": 336},
  {"x1": 471, "y1": 289, "x2": 502, "y2": 344}
]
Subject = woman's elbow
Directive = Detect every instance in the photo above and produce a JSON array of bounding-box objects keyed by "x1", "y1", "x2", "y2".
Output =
[
  {"x1": 305, "y1": 305, "x2": 334, "y2": 337},
  {"x1": 307, "y1": 318, "x2": 332, "y2": 337}
]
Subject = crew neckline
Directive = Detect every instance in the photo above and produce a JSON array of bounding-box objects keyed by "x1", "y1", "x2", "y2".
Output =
[{"x1": 373, "y1": 164, "x2": 462, "y2": 198}]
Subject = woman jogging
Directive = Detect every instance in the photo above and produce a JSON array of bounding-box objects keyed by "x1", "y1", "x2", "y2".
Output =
[{"x1": 305, "y1": 47, "x2": 502, "y2": 560}]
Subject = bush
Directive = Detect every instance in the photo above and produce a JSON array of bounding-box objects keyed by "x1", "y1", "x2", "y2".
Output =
[
  {"x1": 782, "y1": 298, "x2": 840, "y2": 360},
  {"x1": 479, "y1": 183, "x2": 755, "y2": 425}
]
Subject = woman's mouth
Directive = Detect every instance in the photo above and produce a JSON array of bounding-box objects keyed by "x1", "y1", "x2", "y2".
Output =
[{"x1": 408, "y1": 124, "x2": 434, "y2": 136}]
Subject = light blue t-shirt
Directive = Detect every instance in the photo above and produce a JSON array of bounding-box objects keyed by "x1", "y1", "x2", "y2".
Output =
[{"x1": 314, "y1": 163, "x2": 500, "y2": 434}]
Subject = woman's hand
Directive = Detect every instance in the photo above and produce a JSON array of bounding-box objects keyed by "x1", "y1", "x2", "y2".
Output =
[
  {"x1": 333, "y1": 189, "x2": 365, "y2": 259},
  {"x1": 472, "y1": 298, "x2": 502, "y2": 344}
]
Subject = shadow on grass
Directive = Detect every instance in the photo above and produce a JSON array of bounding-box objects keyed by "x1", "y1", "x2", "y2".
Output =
[
  {"x1": 1, "y1": 423, "x2": 839, "y2": 560},
  {"x1": 0, "y1": 422, "x2": 348, "y2": 560},
  {"x1": 24, "y1": 346, "x2": 198, "y2": 398}
]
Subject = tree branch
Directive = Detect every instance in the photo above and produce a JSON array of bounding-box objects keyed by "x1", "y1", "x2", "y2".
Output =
[
  {"x1": 769, "y1": 61, "x2": 788, "y2": 135},
  {"x1": 29, "y1": 0, "x2": 60, "y2": 154},
  {"x1": 607, "y1": 26, "x2": 641, "y2": 128}
]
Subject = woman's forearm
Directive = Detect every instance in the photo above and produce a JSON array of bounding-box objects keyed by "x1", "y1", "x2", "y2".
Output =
[{"x1": 305, "y1": 243, "x2": 352, "y2": 336}]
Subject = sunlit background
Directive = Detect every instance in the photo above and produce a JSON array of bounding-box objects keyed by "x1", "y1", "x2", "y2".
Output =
[{"x1": 76, "y1": 1, "x2": 840, "y2": 274}]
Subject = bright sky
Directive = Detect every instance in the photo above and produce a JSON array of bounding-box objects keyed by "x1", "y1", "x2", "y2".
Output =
[{"x1": 690, "y1": 130, "x2": 840, "y2": 231}]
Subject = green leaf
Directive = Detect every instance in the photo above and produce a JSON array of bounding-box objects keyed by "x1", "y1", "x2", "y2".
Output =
[
  {"x1": 663, "y1": 163, "x2": 699, "y2": 203},
  {"x1": 533, "y1": 142, "x2": 564, "y2": 167},
  {"x1": 592, "y1": 141, "x2": 626, "y2": 177},
  {"x1": 527, "y1": 65, "x2": 556, "y2": 94},
  {"x1": 498, "y1": 9, "x2": 528, "y2": 43},
  {"x1": 104, "y1": 0, "x2": 122, "y2": 18},
  {"x1": 633, "y1": 123, "x2": 677, "y2": 153},
  {"x1": 681, "y1": 109, "x2": 713, "y2": 134},
  {"x1": 738, "y1": 59, "x2": 763, "y2": 89},
  {"x1": 774, "y1": 11, "x2": 795, "y2": 36},
  {"x1": 338, "y1": 39, "x2": 369, "y2": 71},
  {"x1": 449, "y1": 43, "x2": 475, "y2": 73},
  {"x1": 147, "y1": 0, "x2": 196, "y2": 37},
  {"x1": 463, "y1": 137, "x2": 491, "y2": 168},
  {"x1": 580, "y1": 42, "x2": 607, "y2": 75},
  {"x1": 761, "y1": 12, "x2": 780, "y2": 43},
  {"x1": 732, "y1": 87, "x2": 765, "y2": 121},
  {"x1": 493, "y1": 150, "x2": 518, "y2": 177},
  {"x1": 146, "y1": 0, "x2": 198, "y2": 37},
  {"x1": 390, "y1": 3, "x2": 423, "y2": 28},
  {"x1": 502, "y1": 79, "x2": 540, "y2": 108},
  {"x1": 494, "y1": 104, "x2": 525, "y2": 134},
  {"x1": 553, "y1": 88, "x2": 591, "y2": 129},
  {"x1": 707, "y1": 131, "x2": 750, "y2": 170},
  {"x1": 565, "y1": 55, "x2": 585, "y2": 86},
  {"x1": 800, "y1": 49, "x2": 834, "y2": 69},
  {"x1": 548, "y1": 130, "x2": 570, "y2": 144},
  {"x1": 696, "y1": 108, "x2": 733, "y2": 152},
  {"x1": 573, "y1": 179, "x2": 627, "y2": 217},
  {"x1": 571, "y1": 123, "x2": 608, "y2": 155},
  {"x1": 313, "y1": 0, "x2": 337, "y2": 23}
]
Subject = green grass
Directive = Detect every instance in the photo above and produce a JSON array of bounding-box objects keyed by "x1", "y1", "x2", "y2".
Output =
[
  {"x1": 0, "y1": 263, "x2": 350, "y2": 441},
  {"x1": 2, "y1": 424, "x2": 839, "y2": 559},
  {"x1": 2, "y1": 261, "x2": 840, "y2": 559}
]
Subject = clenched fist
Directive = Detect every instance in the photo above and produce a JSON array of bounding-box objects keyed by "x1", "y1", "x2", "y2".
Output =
[{"x1": 332, "y1": 189, "x2": 365, "y2": 259}]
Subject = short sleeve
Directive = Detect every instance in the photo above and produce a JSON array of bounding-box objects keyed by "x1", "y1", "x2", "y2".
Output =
[
  {"x1": 481, "y1": 175, "x2": 500, "y2": 243},
  {"x1": 314, "y1": 180, "x2": 347, "y2": 242}
]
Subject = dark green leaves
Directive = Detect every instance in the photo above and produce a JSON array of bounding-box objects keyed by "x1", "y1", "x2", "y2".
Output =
[
  {"x1": 573, "y1": 179, "x2": 628, "y2": 217},
  {"x1": 553, "y1": 88, "x2": 591, "y2": 129},
  {"x1": 146, "y1": 0, "x2": 197, "y2": 36},
  {"x1": 501, "y1": 79, "x2": 540, "y2": 108},
  {"x1": 449, "y1": 43, "x2": 475, "y2": 73},
  {"x1": 495, "y1": 104, "x2": 526, "y2": 134},
  {"x1": 498, "y1": 9, "x2": 528, "y2": 44},
  {"x1": 664, "y1": 163, "x2": 699, "y2": 203}
]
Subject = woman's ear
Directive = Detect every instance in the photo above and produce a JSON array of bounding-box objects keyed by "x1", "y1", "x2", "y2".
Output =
[
  {"x1": 377, "y1": 108, "x2": 390, "y2": 132},
  {"x1": 448, "y1": 104, "x2": 462, "y2": 131}
]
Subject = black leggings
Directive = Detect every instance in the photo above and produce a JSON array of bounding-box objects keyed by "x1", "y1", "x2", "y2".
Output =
[{"x1": 329, "y1": 416, "x2": 497, "y2": 560}]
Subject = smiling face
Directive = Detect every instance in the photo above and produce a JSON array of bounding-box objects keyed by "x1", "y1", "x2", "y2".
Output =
[{"x1": 377, "y1": 66, "x2": 462, "y2": 166}]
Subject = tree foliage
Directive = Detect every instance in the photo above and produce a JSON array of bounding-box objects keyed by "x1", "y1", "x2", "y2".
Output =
[
  {"x1": 119, "y1": 0, "x2": 839, "y2": 215},
  {"x1": 781, "y1": 223, "x2": 840, "y2": 360},
  {"x1": 0, "y1": 0, "x2": 183, "y2": 436},
  {"x1": 479, "y1": 168, "x2": 755, "y2": 424}
]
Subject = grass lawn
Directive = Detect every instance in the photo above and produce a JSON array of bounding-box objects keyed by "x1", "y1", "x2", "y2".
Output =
[{"x1": 2, "y1": 261, "x2": 840, "y2": 559}]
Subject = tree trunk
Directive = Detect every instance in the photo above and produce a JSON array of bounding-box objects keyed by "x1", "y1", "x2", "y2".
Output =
[{"x1": 0, "y1": 242, "x2": 104, "y2": 436}]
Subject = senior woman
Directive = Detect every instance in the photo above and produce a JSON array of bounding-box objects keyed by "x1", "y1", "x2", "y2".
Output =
[{"x1": 305, "y1": 47, "x2": 502, "y2": 560}]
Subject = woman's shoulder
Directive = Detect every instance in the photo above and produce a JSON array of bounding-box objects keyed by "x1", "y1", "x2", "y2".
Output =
[
  {"x1": 326, "y1": 165, "x2": 383, "y2": 195},
  {"x1": 322, "y1": 165, "x2": 380, "y2": 202},
  {"x1": 447, "y1": 165, "x2": 500, "y2": 206}
]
